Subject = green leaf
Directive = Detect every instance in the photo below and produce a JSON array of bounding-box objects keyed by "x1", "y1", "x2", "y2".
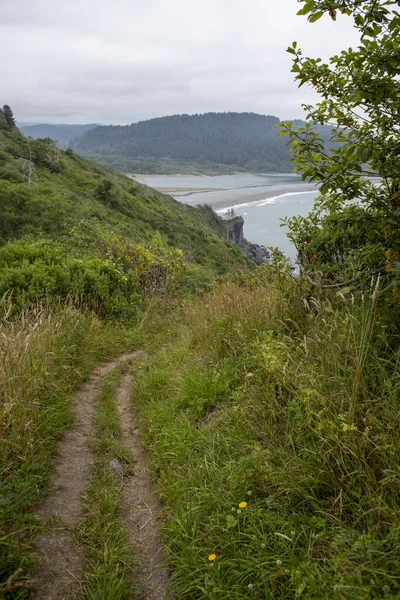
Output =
[
  {"x1": 226, "y1": 514, "x2": 238, "y2": 529},
  {"x1": 309, "y1": 11, "x2": 324, "y2": 23}
]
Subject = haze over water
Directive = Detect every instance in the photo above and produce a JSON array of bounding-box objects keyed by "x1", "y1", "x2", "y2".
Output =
[{"x1": 135, "y1": 174, "x2": 319, "y2": 259}]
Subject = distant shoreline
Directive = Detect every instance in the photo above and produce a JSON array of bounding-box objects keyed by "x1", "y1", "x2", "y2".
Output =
[
  {"x1": 128, "y1": 171, "x2": 299, "y2": 180},
  {"x1": 130, "y1": 172, "x2": 318, "y2": 211},
  {"x1": 172, "y1": 182, "x2": 318, "y2": 211},
  {"x1": 130, "y1": 172, "x2": 316, "y2": 210}
]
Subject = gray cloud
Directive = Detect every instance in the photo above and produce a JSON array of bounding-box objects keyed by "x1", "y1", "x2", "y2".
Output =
[{"x1": 1, "y1": 0, "x2": 359, "y2": 124}]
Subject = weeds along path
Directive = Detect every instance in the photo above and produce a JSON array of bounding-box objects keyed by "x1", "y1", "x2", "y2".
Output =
[
  {"x1": 33, "y1": 353, "x2": 140, "y2": 600},
  {"x1": 117, "y1": 370, "x2": 170, "y2": 600}
]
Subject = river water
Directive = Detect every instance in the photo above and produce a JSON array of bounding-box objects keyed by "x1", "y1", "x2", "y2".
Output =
[{"x1": 134, "y1": 174, "x2": 319, "y2": 259}]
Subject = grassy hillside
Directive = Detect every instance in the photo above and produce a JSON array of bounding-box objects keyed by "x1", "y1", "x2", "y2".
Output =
[
  {"x1": 0, "y1": 112, "x2": 251, "y2": 592},
  {"x1": 0, "y1": 125, "x2": 249, "y2": 277},
  {"x1": 132, "y1": 274, "x2": 400, "y2": 599}
]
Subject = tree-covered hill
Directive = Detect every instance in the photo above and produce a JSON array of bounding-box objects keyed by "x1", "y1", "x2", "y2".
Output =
[
  {"x1": 71, "y1": 112, "x2": 332, "y2": 174},
  {"x1": 20, "y1": 123, "x2": 98, "y2": 149}
]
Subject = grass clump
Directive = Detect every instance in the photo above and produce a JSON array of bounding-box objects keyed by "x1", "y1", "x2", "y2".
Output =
[
  {"x1": 79, "y1": 369, "x2": 136, "y2": 600},
  {"x1": 133, "y1": 278, "x2": 400, "y2": 599}
]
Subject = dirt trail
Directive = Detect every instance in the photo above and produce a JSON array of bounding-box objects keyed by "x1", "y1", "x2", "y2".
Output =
[
  {"x1": 116, "y1": 372, "x2": 171, "y2": 600},
  {"x1": 33, "y1": 353, "x2": 139, "y2": 600}
]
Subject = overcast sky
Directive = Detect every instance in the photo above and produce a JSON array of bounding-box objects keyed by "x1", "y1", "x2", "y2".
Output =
[{"x1": 1, "y1": 0, "x2": 359, "y2": 125}]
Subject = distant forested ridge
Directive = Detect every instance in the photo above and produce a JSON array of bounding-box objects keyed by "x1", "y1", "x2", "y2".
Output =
[
  {"x1": 20, "y1": 123, "x2": 98, "y2": 149},
  {"x1": 72, "y1": 112, "x2": 333, "y2": 174}
]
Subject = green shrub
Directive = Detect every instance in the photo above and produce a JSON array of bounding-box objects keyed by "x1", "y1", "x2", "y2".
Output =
[
  {"x1": 0, "y1": 163, "x2": 24, "y2": 183},
  {"x1": 0, "y1": 239, "x2": 140, "y2": 319}
]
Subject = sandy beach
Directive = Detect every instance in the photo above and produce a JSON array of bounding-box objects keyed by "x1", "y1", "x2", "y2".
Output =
[{"x1": 172, "y1": 182, "x2": 317, "y2": 211}]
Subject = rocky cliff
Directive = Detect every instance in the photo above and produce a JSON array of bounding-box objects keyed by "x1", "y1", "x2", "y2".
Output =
[{"x1": 225, "y1": 216, "x2": 270, "y2": 265}]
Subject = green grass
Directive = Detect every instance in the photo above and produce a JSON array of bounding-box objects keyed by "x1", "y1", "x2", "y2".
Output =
[
  {"x1": 0, "y1": 306, "x2": 139, "y2": 594},
  {"x1": 133, "y1": 278, "x2": 400, "y2": 599},
  {"x1": 79, "y1": 369, "x2": 137, "y2": 600}
]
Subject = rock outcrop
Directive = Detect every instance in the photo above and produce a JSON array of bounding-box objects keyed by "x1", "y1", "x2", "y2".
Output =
[{"x1": 225, "y1": 216, "x2": 270, "y2": 265}]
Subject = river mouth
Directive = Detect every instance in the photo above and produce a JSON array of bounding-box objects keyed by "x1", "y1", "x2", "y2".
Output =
[{"x1": 132, "y1": 173, "x2": 319, "y2": 260}]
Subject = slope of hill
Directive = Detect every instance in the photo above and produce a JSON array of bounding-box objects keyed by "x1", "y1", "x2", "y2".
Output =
[
  {"x1": 0, "y1": 108, "x2": 252, "y2": 319},
  {"x1": 0, "y1": 122, "x2": 246, "y2": 269},
  {"x1": 20, "y1": 123, "x2": 98, "y2": 149},
  {"x1": 71, "y1": 112, "x2": 332, "y2": 174}
]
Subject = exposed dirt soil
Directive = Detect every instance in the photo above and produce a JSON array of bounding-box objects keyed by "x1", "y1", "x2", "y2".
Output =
[
  {"x1": 33, "y1": 353, "x2": 139, "y2": 600},
  {"x1": 116, "y1": 371, "x2": 171, "y2": 600}
]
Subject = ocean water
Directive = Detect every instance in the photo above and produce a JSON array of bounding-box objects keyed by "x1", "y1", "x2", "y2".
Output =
[
  {"x1": 134, "y1": 174, "x2": 319, "y2": 260},
  {"x1": 216, "y1": 191, "x2": 318, "y2": 259}
]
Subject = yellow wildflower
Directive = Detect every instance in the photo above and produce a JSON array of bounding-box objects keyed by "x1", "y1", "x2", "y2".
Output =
[
  {"x1": 208, "y1": 554, "x2": 216, "y2": 561},
  {"x1": 238, "y1": 501, "x2": 248, "y2": 509}
]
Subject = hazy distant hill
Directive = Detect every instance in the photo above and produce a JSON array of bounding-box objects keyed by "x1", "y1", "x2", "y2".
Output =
[
  {"x1": 20, "y1": 123, "x2": 98, "y2": 149},
  {"x1": 72, "y1": 112, "x2": 331, "y2": 174}
]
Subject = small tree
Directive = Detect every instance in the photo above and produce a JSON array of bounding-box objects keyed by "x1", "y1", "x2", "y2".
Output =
[
  {"x1": 2, "y1": 105, "x2": 16, "y2": 130},
  {"x1": 281, "y1": 0, "x2": 400, "y2": 284},
  {"x1": 0, "y1": 108, "x2": 8, "y2": 131}
]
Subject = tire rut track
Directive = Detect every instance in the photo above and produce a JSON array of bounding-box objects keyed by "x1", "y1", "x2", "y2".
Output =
[
  {"x1": 116, "y1": 371, "x2": 171, "y2": 600},
  {"x1": 33, "y1": 353, "x2": 140, "y2": 600}
]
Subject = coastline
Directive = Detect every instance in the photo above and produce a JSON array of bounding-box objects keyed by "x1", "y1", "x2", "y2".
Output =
[{"x1": 172, "y1": 182, "x2": 318, "y2": 211}]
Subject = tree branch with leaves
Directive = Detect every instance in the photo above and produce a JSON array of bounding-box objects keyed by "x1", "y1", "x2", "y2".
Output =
[{"x1": 280, "y1": 0, "x2": 400, "y2": 289}]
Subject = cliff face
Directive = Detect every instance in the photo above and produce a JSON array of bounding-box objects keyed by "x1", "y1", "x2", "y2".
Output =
[
  {"x1": 227, "y1": 216, "x2": 245, "y2": 246},
  {"x1": 226, "y1": 217, "x2": 270, "y2": 265}
]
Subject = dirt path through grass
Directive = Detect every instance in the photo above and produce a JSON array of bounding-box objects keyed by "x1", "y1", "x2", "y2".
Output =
[
  {"x1": 116, "y1": 370, "x2": 170, "y2": 600},
  {"x1": 33, "y1": 353, "x2": 144, "y2": 600}
]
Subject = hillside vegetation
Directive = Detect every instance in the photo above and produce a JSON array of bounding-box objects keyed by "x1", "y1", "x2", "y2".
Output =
[
  {"x1": 71, "y1": 112, "x2": 333, "y2": 174},
  {"x1": 0, "y1": 108, "x2": 251, "y2": 309},
  {"x1": 133, "y1": 270, "x2": 400, "y2": 599},
  {"x1": 0, "y1": 104, "x2": 252, "y2": 593},
  {"x1": 1, "y1": 10, "x2": 400, "y2": 592}
]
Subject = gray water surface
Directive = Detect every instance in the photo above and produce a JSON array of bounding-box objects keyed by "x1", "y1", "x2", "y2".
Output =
[{"x1": 134, "y1": 174, "x2": 319, "y2": 259}]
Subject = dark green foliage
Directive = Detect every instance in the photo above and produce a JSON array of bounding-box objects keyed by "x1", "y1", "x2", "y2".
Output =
[
  {"x1": 95, "y1": 178, "x2": 120, "y2": 208},
  {"x1": 72, "y1": 112, "x2": 334, "y2": 174},
  {"x1": 281, "y1": 0, "x2": 400, "y2": 289},
  {"x1": 28, "y1": 137, "x2": 62, "y2": 170},
  {"x1": 81, "y1": 155, "x2": 250, "y2": 175},
  {"x1": 0, "y1": 239, "x2": 141, "y2": 319},
  {"x1": 1, "y1": 105, "x2": 16, "y2": 130},
  {"x1": 0, "y1": 164, "x2": 24, "y2": 183},
  {"x1": 0, "y1": 109, "x2": 8, "y2": 131}
]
